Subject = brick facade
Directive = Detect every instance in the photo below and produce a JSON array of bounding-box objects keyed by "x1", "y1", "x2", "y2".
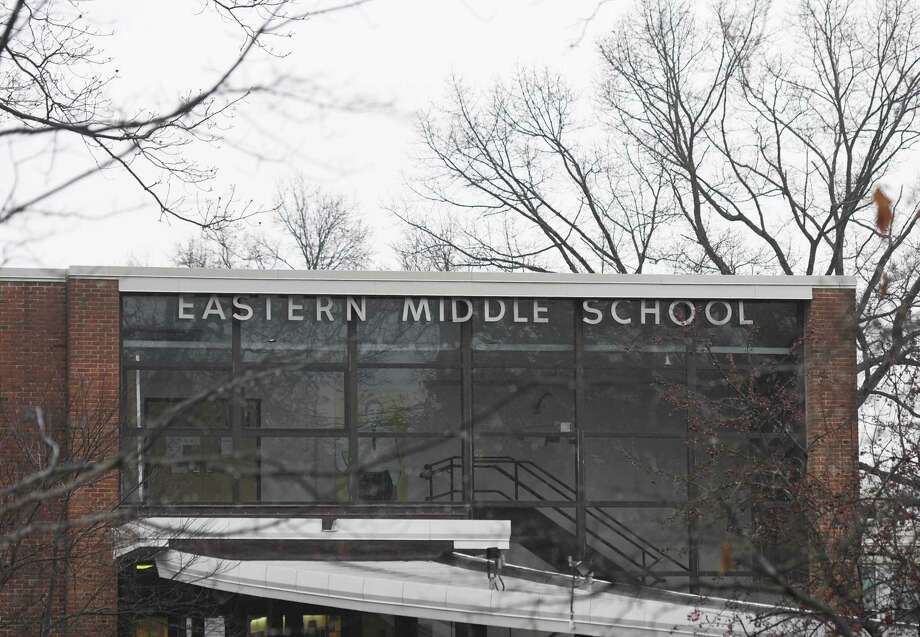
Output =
[
  {"x1": 0, "y1": 281, "x2": 68, "y2": 637},
  {"x1": 0, "y1": 278, "x2": 120, "y2": 636},
  {"x1": 65, "y1": 279, "x2": 121, "y2": 636},
  {"x1": 804, "y1": 288, "x2": 860, "y2": 608}
]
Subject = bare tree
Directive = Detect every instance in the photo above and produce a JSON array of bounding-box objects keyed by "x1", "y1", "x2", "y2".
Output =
[
  {"x1": 406, "y1": 70, "x2": 676, "y2": 274},
  {"x1": 265, "y1": 179, "x2": 371, "y2": 270},
  {"x1": 174, "y1": 179, "x2": 372, "y2": 270},
  {"x1": 0, "y1": 0, "x2": 369, "y2": 244},
  {"x1": 400, "y1": 0, "x2": 920, "y2": 632}
]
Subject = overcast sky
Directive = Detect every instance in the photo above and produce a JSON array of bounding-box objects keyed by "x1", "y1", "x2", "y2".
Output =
[{"x1": 2, "y1": 0, "x2": 624, "y2": 269}]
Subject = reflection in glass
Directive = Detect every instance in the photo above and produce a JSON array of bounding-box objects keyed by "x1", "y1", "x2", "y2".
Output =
[
  {"x1": 241, "y1": 297, "x2": 346, "y2": 363},
  {"x1": 124, "y1": 370, "x2": 232, "y2": 429},
  {"x1": 242, "y1": 370, "x2": 345, "y2": 429},
  {"x1": 583, "y1": 353, "x2": 685, "y2": 433},
  {"x1": 122, "y1": 295, "x2": 232, "y2": 365},
  {"x1": 473, "y1": 435, "x2": 576, "y2": 502},
  {"x1": 145, "y1": 433, "x2": 252, "y2": 503},
  {"x1": 584, "y1": 438, "x2": 687, "y2": 502},
  {"x1": 584, "y1": 507, "x2": 689, "y2": 579},
  {"x1": 472, "y1": 298, "x2": 573, "y2": 367},
  {"x1": 357, "y1": 437, "x2": 460, "y2": 502},
  {"x1": 473, "y1": 368, "x2": 574, "y2": 432},
  {"x1": 357, "y1": 368, "x2": 461, "y2": 433},
  {"x1": 694, "y1": 353, "x2": 802, "y2": 435},
  {"x1": 246, "y1": 437, "x2": 349, "y2": 503},
  {"x1": 358, "y1": 298, "x2": 460, "y2": 364}
]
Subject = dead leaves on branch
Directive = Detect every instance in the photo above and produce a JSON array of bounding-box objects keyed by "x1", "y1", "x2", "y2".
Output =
[
  {"x1": 874, "y1": 187, "x2": 893, "y2": 236},
  {"x1": 874, "y1": 186, "x2": 893, "y2": 300}
]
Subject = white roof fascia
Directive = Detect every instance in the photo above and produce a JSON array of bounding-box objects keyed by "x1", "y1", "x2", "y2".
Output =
[
  {"x1": 0, "y1": 268, "x2": 67, "y2": 281},
  {"x1": 154, "y1": 549, "x2": 798, "y2": 637},
  {"x1": 0, "y1": 267, "x2": 858, "y2": 299},
  {"x1": 115, "y1": 517, "x2": 511, "y2": 555}
]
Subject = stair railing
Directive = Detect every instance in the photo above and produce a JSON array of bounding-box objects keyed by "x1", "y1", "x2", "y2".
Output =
[{"x1": 420, "y1": 454, "x2": 690, "y2": 579}]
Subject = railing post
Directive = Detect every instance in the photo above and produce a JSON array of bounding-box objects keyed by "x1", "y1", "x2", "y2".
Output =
[{"x1": 513, "y1": 461, "x2": 519, "y2": 501}]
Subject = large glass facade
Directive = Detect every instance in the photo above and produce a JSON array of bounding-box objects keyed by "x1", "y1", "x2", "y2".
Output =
[{"x1": 122, "y1": 294, "x2": 804, "y2": 590}]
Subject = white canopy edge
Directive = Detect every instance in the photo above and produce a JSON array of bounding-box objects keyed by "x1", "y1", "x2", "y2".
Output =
[
  {"x1": 115, "y1": 517, "x2": 511, "y2": 556},
  {"x1": 155, "y1": 549, "x2": 770, "y2": 637}
]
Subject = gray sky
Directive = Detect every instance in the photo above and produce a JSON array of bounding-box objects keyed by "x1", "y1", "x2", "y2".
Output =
[{"x1": 2, "y1": 0, "x2": 622, "y2": 268}]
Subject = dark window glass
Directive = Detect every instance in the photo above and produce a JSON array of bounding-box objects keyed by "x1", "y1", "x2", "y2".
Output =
[
  {"x1": 696, "y1": 301, "x2": 801, "y2": 349},
  {"x1": 242, "y1": 437, "x2": 349, "y2": 503},
  {"x1": 583, "y1": 352, "x2": 686, "y2": 433},
  {"x1": 358, "y1": 298, "x2": 460, "y2": 364},
  {"x1": 473, "y1": 435, "x2": 577, "y2": 502},
  {"x1": 473, "y1": 368, "x2": 574, "y2": 433},
  {"x1": 241, "y1": 296, "x2": 346, "y2": 364},
  {"x1": 144, "y1": 433, "x2": 256, "y2": 503},
  {"x1": 122, "y1": 295, "x2": 232, "y2": 366},
  {"x1": 585, "y1": 507, "x2": 689, "y2": 578},
  {"x1": 583, "y1": 300, "x2": 686, "y2": 364},
  {"x1": 472, "y1": 299, "x2": 573, "y2": 367},
  {"x1": 694, "y1": 353, "x2": 803, "y2": 436},
  {"x1": 357, "y1": 367, "x2": 461, "y2": 433},
  {"x1": 356, "y1": 436, "x2": 461, "y2": 503},
  {"x1": 584, "y1": 437, "x2": 687, "y2": 502},
  {"x1": 240, "y1": 370, "x2": 345, "y2": 429},
  {"x1": 124, "y1": 370, "x2": 232, "y2": 429}
]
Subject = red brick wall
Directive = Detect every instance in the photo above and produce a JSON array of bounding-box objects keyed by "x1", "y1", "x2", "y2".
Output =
[
  {"x1": 0, "y1": 280, "x2": 68, "y2": 636},
  {"x1": 64, "y1": 278, "x2": 121, "y2": 636},
  {"x1": 804, "y1": 288, "x2": 859, "y2": 608}
]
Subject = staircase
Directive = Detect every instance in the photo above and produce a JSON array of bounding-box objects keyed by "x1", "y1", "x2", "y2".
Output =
[{"x1": 421, "y1": 455, "x2": 689, "y2": 584}]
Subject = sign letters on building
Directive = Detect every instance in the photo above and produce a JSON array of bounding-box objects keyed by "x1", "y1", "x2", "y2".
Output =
[{"x1": 176, "y1": 295, "x2": 754, "y2": 327}]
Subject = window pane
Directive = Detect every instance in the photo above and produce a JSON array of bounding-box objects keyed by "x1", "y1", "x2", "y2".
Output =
[
  {"x1": 356, "y1": 437, "x2": 461, "y2": 503},
  {"x1": 358, "y1": 298, "x2": 460, "y2": 364},
  {"x1": 584, "y1": 437, "x2": 687, "y2": 502},
  {"x1": 473, "y1": 435, "x2": 576, "y2": 502},
  {"x1": 124, "y1": 370, "x2": 231, "y2": 429},
  {"x1": 473, "y1": 368, "x2": 574, "y2": 433},
  {"x1": 696, "y1": 301, "x2": 802, "y2": 349},
  {"x1": 694, "y1": 353, "x2": 803, "y2": 436},
  {"x1": 357, "y1": 367, "x2": 461, "y2": 433},
  {"x1": 241, "y1": 296, "x2": 346, "y2": 363},
  {"x1": 473, "y1": 299, "x2": 573, "y2": 367},
  {"x1": 583, "y1": 300, "x2": 686, "y2": 365},
  {"x1": 583, "y1": 352, "x2": 686, "y2": 433},
  {"x1": 585, "y1": 507, "x2": 689, "y2": 581},
  {"x1": 244, "y1": 437, "x2": 349, "y2": 503},
  {"x1": 122, "y1": 295, "x2": 232, "y2": 366},
  {"x1": 241, "y1": 370, "x2": 345, "y2": 429},
  {"x1": 144, "y1": 433, "x2": 252, "y2": 503}
]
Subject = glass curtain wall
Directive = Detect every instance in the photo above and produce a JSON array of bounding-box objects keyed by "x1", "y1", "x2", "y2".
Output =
[{"x1": 121, "y1": 294, "x2": 804, "y2": 590}]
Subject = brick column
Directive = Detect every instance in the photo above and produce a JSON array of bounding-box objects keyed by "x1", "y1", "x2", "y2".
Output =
[
  {"x1": 65, "y1": 278, "x2": 120, "y2": 636},
  {"x1": 0, "y1": 280, "x2": 68, "y2": 637},
  {"x1": 804, "y1": 288, "x2": 859, "y2": 608}
]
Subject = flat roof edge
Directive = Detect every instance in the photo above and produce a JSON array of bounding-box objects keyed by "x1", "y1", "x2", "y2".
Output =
[
  {"x1": 0, "y1": 268, "x2": 67, "y2": 281},
  {"x1": 0, "y1": 267, "x2": 858, "y2": 299}
]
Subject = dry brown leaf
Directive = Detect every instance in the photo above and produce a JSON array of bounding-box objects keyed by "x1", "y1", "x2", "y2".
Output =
[
  {"x1": 874, "y1": 187, "x2": 893, "y2": 235},
  {"x1": 880, "y1": 271, "x2": 890, "y2": 300}
]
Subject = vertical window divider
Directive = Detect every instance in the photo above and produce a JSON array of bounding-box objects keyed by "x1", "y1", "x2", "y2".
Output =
[
  {"x1": 346, "y1": 317, "x2": 359, "y2": 504},
  {"x1": 575, "y1": 299, "x2": 586, "y2": 561},
  {"x1": 686, "y1": 335, "x2": 699, "y2": 592},
  {"x1": 461, "y1": 317, "x2": 474, "y2": 507},
  {"x1": 231, "y1": 317, "x2": 242, "y2": 504}
]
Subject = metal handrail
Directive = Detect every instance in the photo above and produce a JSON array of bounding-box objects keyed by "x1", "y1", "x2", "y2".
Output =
[{"x1": 421, "y1": 454, "x2": 690, "y2": 576}]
